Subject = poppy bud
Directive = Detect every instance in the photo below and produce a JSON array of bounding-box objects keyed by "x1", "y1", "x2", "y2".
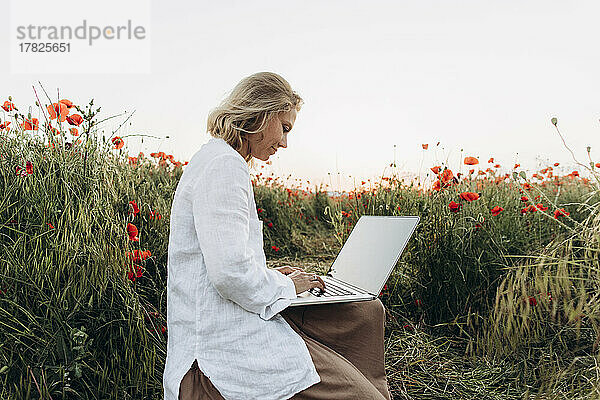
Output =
[
  {"x1": 519, "y1": 171, "x2": 527, "y2": 180},
  {"x1": 551, "y1": 117, "x2": 557, "y2": 126}
]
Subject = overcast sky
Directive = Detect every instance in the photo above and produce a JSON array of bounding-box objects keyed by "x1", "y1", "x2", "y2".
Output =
[{"x1": 2, "y1": 0, "x2": 599, "y2": 192}]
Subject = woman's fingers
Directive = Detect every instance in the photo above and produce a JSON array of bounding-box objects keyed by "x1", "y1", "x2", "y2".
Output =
[
  {"x1": 313, "y1": 275, "x2": 326, "y2": 291},
  {"x1": 287, "y1": 270, "x2": 326, "y2": 294}
]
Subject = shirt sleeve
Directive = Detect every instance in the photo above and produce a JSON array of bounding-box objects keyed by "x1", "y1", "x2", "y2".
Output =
[{"x1": 192, "y1": 154, "x2": 298, "y2": 320}]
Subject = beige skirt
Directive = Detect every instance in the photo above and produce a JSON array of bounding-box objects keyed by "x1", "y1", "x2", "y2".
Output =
[{"x1": 178, "y1": 298, "x2": 392, "y2": 400}]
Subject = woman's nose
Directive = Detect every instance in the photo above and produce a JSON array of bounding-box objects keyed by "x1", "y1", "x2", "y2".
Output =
[{"x1": 279, "y1": 134, "x2": 287, "y2": 148}]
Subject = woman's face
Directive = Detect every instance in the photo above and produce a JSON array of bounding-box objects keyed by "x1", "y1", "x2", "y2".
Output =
[{"x1": 247, "y1": 108, "x2": 297, "y2": 161}]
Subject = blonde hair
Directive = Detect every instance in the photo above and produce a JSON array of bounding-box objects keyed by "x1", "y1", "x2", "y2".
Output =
[{"x1": 207, "y1": 72, "x2": 304, "y2": 168}]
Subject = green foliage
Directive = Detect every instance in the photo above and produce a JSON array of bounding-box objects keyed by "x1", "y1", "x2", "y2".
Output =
[
  {"x1": 323, "y1": 176, "x2": 596, "y2": 326},
  {"x1": 0, "y1": 128, "x2": 174, "y2": 398}
]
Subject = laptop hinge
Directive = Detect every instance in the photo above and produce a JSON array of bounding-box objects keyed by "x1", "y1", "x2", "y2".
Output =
[{"x1": 326, "y1": 276, "x2": 375, "y2": 296}]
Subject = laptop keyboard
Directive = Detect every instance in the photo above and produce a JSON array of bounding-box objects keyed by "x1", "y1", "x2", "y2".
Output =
[{"x1": 309, "y1": 279, "x2": 355, "y2": 297}]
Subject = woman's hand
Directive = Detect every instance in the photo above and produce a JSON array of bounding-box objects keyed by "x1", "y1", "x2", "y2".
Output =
[
  {"x1": 273, "y1": 265, "x2": 304, "y2": 275},
  {"x1": 287, "y1": 270, "x2": 326, "y2": 295}
]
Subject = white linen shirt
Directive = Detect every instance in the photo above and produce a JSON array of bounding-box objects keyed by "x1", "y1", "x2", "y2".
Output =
[{"x1": 163, "y1": 136, "x2": 321, "y2": 400}]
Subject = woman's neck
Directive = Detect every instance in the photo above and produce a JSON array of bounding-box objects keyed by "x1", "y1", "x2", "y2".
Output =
[{"x1": 238, "y1": 138, "x2": 250, "y2": 160}]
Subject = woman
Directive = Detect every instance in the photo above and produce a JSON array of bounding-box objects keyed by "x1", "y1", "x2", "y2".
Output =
[{"x1": 163, "y1": 72, "x2": 392, "y2": 400}]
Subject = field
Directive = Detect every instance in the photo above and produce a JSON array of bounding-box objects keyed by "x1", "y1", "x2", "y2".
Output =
[{"x1": 1, "y1": 95, "x2": 600, "y2": 399}]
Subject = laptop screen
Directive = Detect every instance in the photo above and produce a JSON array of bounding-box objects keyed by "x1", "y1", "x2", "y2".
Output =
[{"x1": 327, "y1": 216, "x2": 419, "y2": 296}]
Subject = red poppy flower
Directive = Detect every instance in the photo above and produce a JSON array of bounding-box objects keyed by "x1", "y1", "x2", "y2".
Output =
[
  {"x1": 129, "y1": 200, "x2": 140, "y2": 216},
  {"x1": 112, "y1": 136, "x2": 124, "y2": 149},
  {"x1": 47, "y1": 102, "x2": 69, "y2": 122},
  {"x1": 267, "y1": 222, "x2": 274, "y2": 228},
  {"x1": 441, "y1": 169, "x2": 453, "y2": 184},
  {"x1": 126, "y1": 251, "x2": 140, "y2": 264},
  {"x1": 488, "y1": 157, "x2": 494, "y2": 163},
  {"x1": 414, "y1": 299, "x2": 422, "y2": 306},
  {"x1": 464, "y1": 156, "x2": 479, "y2": 165},
  {"x1": 422, "y1": 144, "x2": 428, "y2": 150},
  {"x1": 127, "y1": 223, "x2": 139, "y2": 241},
  {"x1": 514, "y1": 163, "x2": 520, "y2": 169},
  {"x1": 520, "y1": 196, "x2": 528, "y2": 202},
  {"x1": 523, "y1": 182, "x2": 532, "y2": 190},
  {"x1": 528, "y1": 296, "x2": 537, "y2": 306},
  {"x1": 595, "y1": 163, "x2": 600, "y2": 168},
  {"x1": 430, "y1": 166, "x2": 441, "y2": 174},
  {"x1": 26, "y1": 161, "x2": 33, "y2": 174},
  {"x1": 66, "y1": 114, "x2": 83, "y2": 126},
  {"x1": 0, "y1": 121, "x2": 11, "y2": 130},
  {"x1": 47, "y1": 223, "x2": 54, "y2": 229},
  {"x1": 149, "y1": 210, "x2": 162, "y2": 220},
  {"x1": 535, "y1": 203, "x2": 548, "y2": 211},
  {"x1": 2, "y1": 101, "x2": 16, "y2": 112},
  {"x1": 490, "y1": 206, "x2": 504, "y2": 216},
  {"x1": 459, "y1": 192, "x2": 480, "y2": 202},
  {"x1": 448, "y1": 201, "x2": 462, "y2": 212},
  {"x1": 22, "y1": 118, "x2": 39, "y2": 131},
  {"x1": 432, "y1": 180, "x2": 441, "y2": 191},
  {"x1": 271, "y1": 245, "x2": 280, "y2": 252},
  {"x1": 59, "y1": 99, "x2": 74, "y2": 109},
  {"x1": 554, "y1": 208, "x2": 569, "y2": 219},
  {"x1": 553, "y1": 162, "x2": 559, "y2": 166},
  {"x1": 494, "y1": 164, "x2": 501, "y2": 168},
  {"x1": 126, "y1": 249, "x2": 152, "y2": 264}
]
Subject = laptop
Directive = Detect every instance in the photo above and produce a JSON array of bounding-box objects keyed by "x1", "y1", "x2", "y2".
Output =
[{"x1": 289, "y1": 215, "x2": 419, "y2": 306}]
